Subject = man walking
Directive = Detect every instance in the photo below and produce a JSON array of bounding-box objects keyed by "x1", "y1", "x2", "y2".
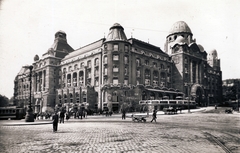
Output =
[
  {"x1": 52, "y1": 112, "x2": 59, "y2": 132},
  {"x1": 150, "y1": 109, "x2": 157, "y2": 122}
]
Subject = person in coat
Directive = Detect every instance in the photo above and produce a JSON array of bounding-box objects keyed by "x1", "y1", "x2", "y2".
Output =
[
  {"x1": 60, "y1": 111, "x2": 65, "y2": 123},
  {"x1": 52, "y1": 112, "x2": 59, "y2": 132},
  {"x1": 150, "y1": 109, "x2": 157, "y2": 122}
]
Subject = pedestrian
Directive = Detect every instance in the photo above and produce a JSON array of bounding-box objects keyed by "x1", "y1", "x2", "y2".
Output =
[
  {"x1": 122, "y1": 110, "x2": 126, "y2": 120},
  {"x1": 150, "y1": 109, "x2": 157, "y2": 122},
  {"x1": 52, "y1": 112, "x2": 59, "y2": 132},
  {"x1": 60, "y1": 111, "x2": 65, "y2": 123},
  {"x1": 85, "y1": 111, "x2": 87, "y2": 118}
]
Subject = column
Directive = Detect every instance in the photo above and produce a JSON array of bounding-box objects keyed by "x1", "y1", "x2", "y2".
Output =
[
  {"x1": 196, "y1": 63, "x2": 198, "y2": 83},
  {"x1": 190, "y1": 60, "x2": 192, "y2": 83}
]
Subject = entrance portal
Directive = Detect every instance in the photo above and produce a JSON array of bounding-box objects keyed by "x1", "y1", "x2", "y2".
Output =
[{"x1": 191, "y1": 84, "x2": 204, "y2": 106}]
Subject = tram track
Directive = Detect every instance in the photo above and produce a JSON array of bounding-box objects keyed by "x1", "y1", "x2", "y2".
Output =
[{"x1": 203, "y1": 131, "x2": 232, "y2": 153}]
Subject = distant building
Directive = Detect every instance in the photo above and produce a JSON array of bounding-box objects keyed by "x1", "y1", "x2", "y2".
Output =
[
  {"x1": 13, "y1": 21, "x2": 222, "y2": 113},
  {"x1": 222, "y1": 79, "x2": 240, "y2": 102}
]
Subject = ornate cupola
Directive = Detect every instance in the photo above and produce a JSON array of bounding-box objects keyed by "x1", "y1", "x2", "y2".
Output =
[
  {"x1": 165, "y1": 21, "x2": 195, "y2": 55},
  {"x1": 105, "y1": 23, "x2": 128, "y2": 42}
]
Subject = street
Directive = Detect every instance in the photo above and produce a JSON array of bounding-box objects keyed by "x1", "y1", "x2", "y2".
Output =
[{"x1": 0, "y1": 108, "x2": 239, "y2": 153}]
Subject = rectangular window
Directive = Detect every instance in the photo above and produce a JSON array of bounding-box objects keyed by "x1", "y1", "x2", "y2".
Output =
[
  {"x1": 104, "y1": 67, "x2": 108, "y2": 74},
  {"x1": 95, "y1": 79, "x2": 99, "y2": 86},
  {"x1": 113, "y1": 55, "x2": 119, "y2": 61},
  {"x1": 104, "y1": 56, "x2": 107, "y2": 63},
  {"x1": 113, "y1": 44, "x2": 119, "y2": 51},
  {"x1": 104, "y1": 78, "x2": 108, "y2": 84},
  {"x1": 124, "y1": 79, "x2": 128, "y2": 85},
  {"x1": 124, "y1": 56, "x2": 128, "y2": 64},
  {"x1": 113, "y1": 79, "x2": 118, "y2": 84},
  {"x1": 113, "y1": 67, "x2": 119, "y2": 72},
  {"x1": 125, "y1": 45, "x2": 129, "y2": 52}
]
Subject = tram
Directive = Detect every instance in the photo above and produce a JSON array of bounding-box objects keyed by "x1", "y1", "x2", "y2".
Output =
[
  {"x1": 0, "y1": 106, "x2": 25, "y2": 120},
  {"x1": 139, "y1": 99, "x2": 196, "y2": 112}
]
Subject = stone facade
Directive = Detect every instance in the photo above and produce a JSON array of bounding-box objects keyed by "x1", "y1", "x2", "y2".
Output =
[{"x1": 13, "y1": 21, "x2": 222, "y2": 113}]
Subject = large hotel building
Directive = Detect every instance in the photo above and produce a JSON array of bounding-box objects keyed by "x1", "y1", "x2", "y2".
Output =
[{"x1": 13, "y1": 21, "x2": 222, "y2": 113}]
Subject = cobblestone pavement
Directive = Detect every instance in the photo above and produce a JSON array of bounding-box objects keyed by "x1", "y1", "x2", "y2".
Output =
[{"x1": 0, "y1": 112, "x2": 239, "y2": 153}]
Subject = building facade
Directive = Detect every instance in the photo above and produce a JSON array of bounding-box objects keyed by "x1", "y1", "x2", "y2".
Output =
[{"x1": 13, "y1": 21, "x2": 222, "y2": 113}]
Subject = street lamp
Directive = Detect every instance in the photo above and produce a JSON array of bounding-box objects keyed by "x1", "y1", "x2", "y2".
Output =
[{"x1": 23, "y1": 65, "x2": 34, "y2": 122}]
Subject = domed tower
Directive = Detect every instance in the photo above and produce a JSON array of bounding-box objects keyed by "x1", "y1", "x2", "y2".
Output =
[
  {"x1": 207, "y1": 49, "x2": 220, "y2": 70},
  {"x1": 101, "y1": 23, "x2": 131, "y2": 112},
  {"x1": 165, "y1": 21, "x2": 195, "y2": 55}
]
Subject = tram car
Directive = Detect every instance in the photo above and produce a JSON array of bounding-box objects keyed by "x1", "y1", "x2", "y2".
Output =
[
  {"x1": 139, "y1": 99, "x2": 196, "y2": 113},
  {"x1": 0, "y1": 106, "x2": 25, "y2": 120}
]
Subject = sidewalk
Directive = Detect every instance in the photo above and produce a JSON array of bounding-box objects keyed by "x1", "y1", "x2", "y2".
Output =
[{"x1": 0, "y1": 107, "x2": 210, "y2": 126}]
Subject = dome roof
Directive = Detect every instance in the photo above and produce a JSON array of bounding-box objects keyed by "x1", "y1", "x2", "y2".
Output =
[
  {"x1": 168, "y1": 21, "x2": 192, "y2": 36},
  {"x1": 208, "y1": 49, "x2": 218, "y2": 58},
  {"x1": 171, "y1": 35, "x2": 187, "y2": 47},
  {"x1": 197, "y1": 44, "x2": 205, "y2": 52},
  {"x1": 105, "y1": 23, "x2": 127, "y2": 42},
  {"x1": 34, "y1": 54, "x2": 39, "y2": 61},
  {"x1": 175, "y1": 35, "x2": 186, "y2": 44}
]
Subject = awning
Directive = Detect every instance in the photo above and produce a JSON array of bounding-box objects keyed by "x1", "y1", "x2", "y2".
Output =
[{"x1": 146, "y1": 88, "x2": 183, "y2": 94}]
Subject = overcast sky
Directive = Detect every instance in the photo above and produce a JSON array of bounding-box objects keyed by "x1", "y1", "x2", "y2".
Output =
[{"x1": 0, "y1": 0, "x2": 239, "y2": 98}]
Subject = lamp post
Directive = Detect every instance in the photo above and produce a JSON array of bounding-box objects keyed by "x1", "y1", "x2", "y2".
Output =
[
  {"x1": 23, "y1": 65, "x2": 34, "y2": 122},
  {"x1": 184, "y1": 83, "x2": 191, "y2": 113}
]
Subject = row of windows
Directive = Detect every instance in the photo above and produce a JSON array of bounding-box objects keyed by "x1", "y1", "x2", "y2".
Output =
[
  {"x1": 62, "y1": 58, "x2": 100, "y2": 73},
  {"x1": 104, "y1": 44, "x2": 129, "y2": 52}
]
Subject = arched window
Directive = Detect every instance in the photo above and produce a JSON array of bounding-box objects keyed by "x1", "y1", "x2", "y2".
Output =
[
  {"x1": 79, "y1": 71, "x2": 84, "y2": 85},
  {"x1": 160, "y1": 72, "x2": 166, "y2": 87},
  {"x1": 68, "y1": 66, "x2": 72, "y2": 72},
  {"x1": 95, "y1": 58, "x2": 99, "y2": 66},
  {"x1": 73, "y1": 73, "x2": 77, "y2": 87},
  {"x1": 145, "y1": 60, "x2": 149, "y2": 66},
  {"x1": 153, "y1": 71, "x2": 159, "y2": 86},
  {"x1": 136, "y1": 58, "x2": 141, "y2": 67},
  {"x1": 136, "y1": 69, "x2": 141, "y2": 77},
  {"x1": 80, "y1": 62, "x2": 85, "y2": 68},
  {"x1": 160, "y1": 64, "x2": 165, "y2": 69},
  {"x1": 145, "y1": 69, "x2": 150, "y2": 78},
  {"x1": 74, "y1": 64, "x2": 78, "y2": 70},
  {"x1": 67, "y1": 74, "x2": 71, "y2": 87},
  {"x1": 87, "y1": 60, "x2": 91, "y2": 68}
]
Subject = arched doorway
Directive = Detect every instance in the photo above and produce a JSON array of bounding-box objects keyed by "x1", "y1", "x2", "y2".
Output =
[{"x1": 191, "y1": 84, "x2": 204, "y2": 106}]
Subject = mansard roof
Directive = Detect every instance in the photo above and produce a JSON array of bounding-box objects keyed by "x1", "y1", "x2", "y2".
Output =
[{"x1": 62, "y1": 38, "x2": 105, "y2": 60}]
